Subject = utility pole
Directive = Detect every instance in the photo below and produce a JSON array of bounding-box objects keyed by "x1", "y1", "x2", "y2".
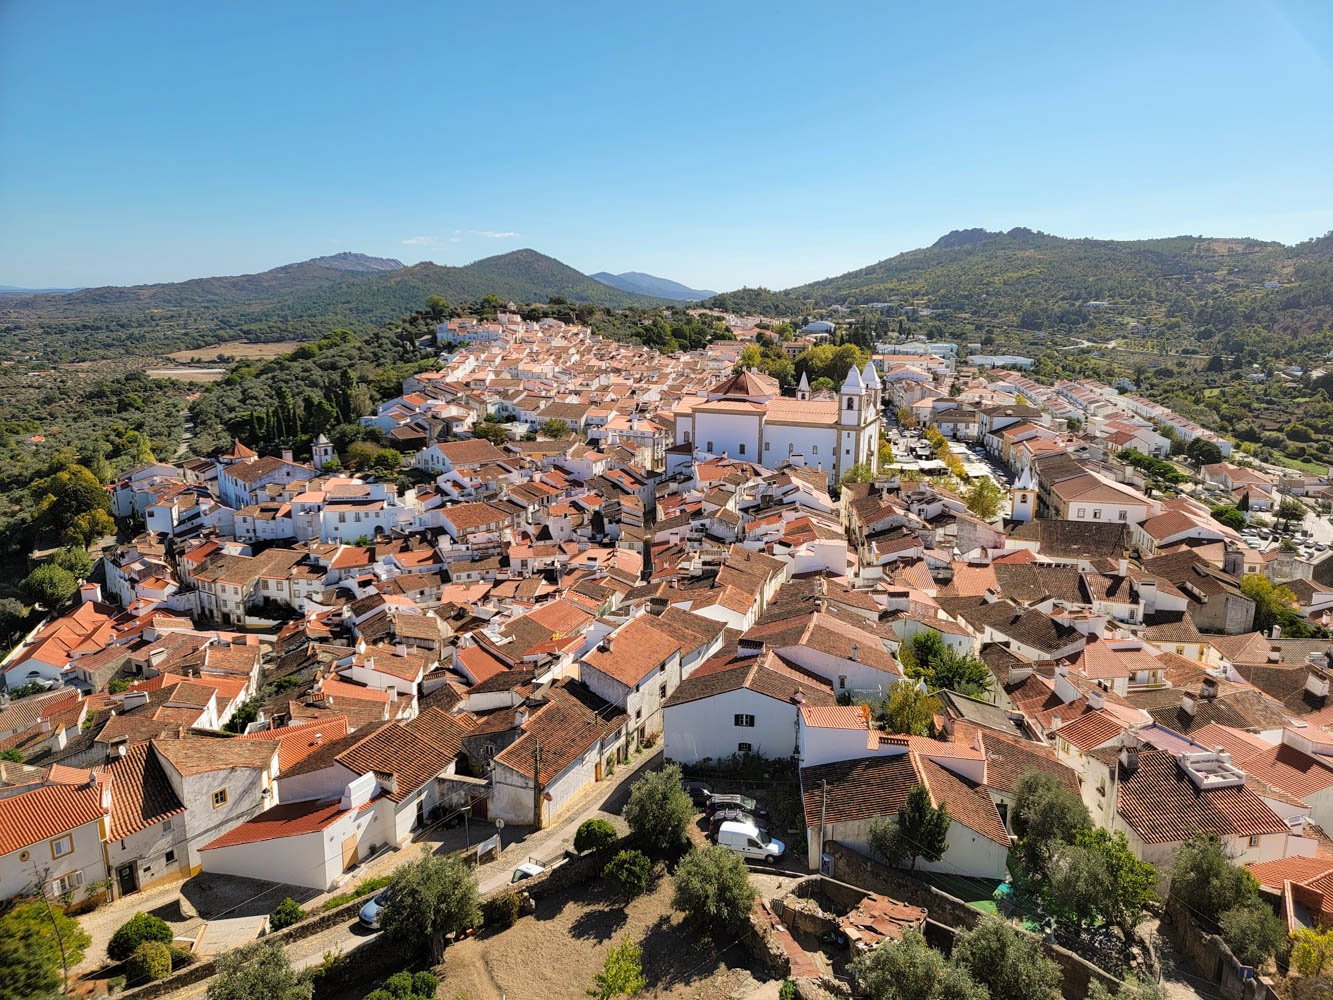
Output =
[
  {"x1": 532, "y1": 738, "x2": 542, "y2": 830},
  {"x1": 33, "y1": 860, "x2": 69, "y2": 997},
  {"x1": 819, "y1": 779, "x2": 828, "y2": 866}
]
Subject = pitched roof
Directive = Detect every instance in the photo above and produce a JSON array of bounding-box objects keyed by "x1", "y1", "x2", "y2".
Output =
[
  {"x1": 1116, "y1": 748, "x2": 1289, "y2": 844},
  {"x1": 98, "y1": 743, "x2": 185, "y2": 841},
  {"x1": 152, "y1": 737, "x2": 278, "y2": 777},
  {"x1": 238, "y1": 718, "x2": 351, "y2": 771},
  {"x1": 582, "y1": 616, "x2": 686, "y2": 687},
  {"x1": 199, "y1": 796, "x2": 361, "y2": 850},
  {"x1": 0, "y1": 777, "x2": 107, "y2": 855}
]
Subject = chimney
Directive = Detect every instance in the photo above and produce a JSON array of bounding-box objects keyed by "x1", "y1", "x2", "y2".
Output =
[
  {"x1": 851, "y1": 643, "x2": 859, "y2": 662},
  {"x1": 1087, "y1": 688, "x2": 1106, "y2": 710},
  {"x1": 1271, "y1": 625, "x2": 1282, "y2": 640},
  {"x1": 314, "y1": 733, "x2": 323, "y2": 745},
  {"x1": 1119, "y1": 745, "x2": 1140, "y2": 773},
  {"x1": 1050, "y1": 713, "x2": 1062, "y2": 731},
  {"x1": 1180, "y1": 694, "x2": 1197, "y2": 716},
  {"x1": 395, "y1": 643, "x2": 408, "y2": 657},
  {"x1": 1200, "y1": 677, "x2": 1219, "y2": 701},
  {"x1": 515, "y1": 706, "x2": 529, "y2": 728},
  {"x1": 282, "y1": 449, "x2": 293, "y2": 463}
]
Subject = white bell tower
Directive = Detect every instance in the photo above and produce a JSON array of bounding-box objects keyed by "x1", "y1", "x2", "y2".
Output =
[{"x1": 1011, "y1": 467, "x2": 1036, "y2": 522}]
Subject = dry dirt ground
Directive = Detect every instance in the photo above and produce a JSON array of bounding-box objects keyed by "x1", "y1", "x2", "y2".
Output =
[{"x1": 433, "y1": 870, "x2": 770, "y2": 1000}]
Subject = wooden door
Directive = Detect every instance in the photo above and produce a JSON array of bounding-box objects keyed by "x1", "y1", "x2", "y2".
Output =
[
  {"x1": 341, "y1": 835, "x2": 358, "y2": 871},
  {"x1": 595, "y1": 761, "x2": 603, "y2": 782}
]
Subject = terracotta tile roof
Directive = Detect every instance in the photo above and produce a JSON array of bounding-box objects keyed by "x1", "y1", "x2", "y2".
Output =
[
  {"x1": 916, "y1": 754, "x2": 1010, "y2": 845},
  {"x1": 1187, "y1": 723, "x2": 1273, "y2": 760},
  {"x1": 979, "y1": 731, "x2": 1079, "y2": 797},
  {"x1": 319, "y1": 677, "x2": 392, "y2": 704},
  {"x1": 800, "y1": 705, "x2": 871, "y2": 730},
  {"x1": 1116, "y1": 748, "x2": 1289, "y2": 845},
  {"x1": 1237, "y1": 742, "x2": 1333, "y2": 800},
  {"x1": 199, "y1": 796, "x2": 365, "y2": 850},
  {"x1": 582, "y1": 616, "x2": 685, "y2": 687},
  {"x1": 1246, "y1": 854, "x2": 1333, "y2": 892},
  {"x1": 1052, "y1": 710, "x2": 1127, "y2": 751},
  {"x1": 492, "y1": 682, "x2": 626, "y2": 785},
  {"x1": 665, "y1": 652, "x2": 835, "y2": 710},
  {"x1": 238, "y1": 718, "x2": 350, "y2": 771},
  {"x1": 98, "y1": 743, "x2": 185, "y2": 841},
  {"x1": 152, "y1": 737, "x2": 278, "y2": 777},
  {"x1": 334, "y1": 722, "x2": 454, "y2": 801},
  {"x1": 0, "y1": 777, "x2": 107, "y2": 854}
]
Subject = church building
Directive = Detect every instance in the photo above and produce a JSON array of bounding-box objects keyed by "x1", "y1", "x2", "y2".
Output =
[{"x1": 672, "y1": 365, "x2": 882, "y2": 483}]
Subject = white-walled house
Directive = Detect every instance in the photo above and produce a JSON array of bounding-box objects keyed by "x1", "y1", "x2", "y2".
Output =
[
  {"x1": 799, "y1": 751, "x2": 1010, "y2": 879},
  {"x1": 0, "y1": 773, "x2": 110, "y2": 905},
  {"x1": 663, "y1": 651, "x2": 836, "y2": 764},
  {"x1": 580, "y1": 615, "x2": 684, "y2": 748}
]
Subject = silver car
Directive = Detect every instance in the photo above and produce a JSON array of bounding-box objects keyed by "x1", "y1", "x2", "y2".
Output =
[{"x1": 359, "y1": 888, "x2": 391, "y2": 929}]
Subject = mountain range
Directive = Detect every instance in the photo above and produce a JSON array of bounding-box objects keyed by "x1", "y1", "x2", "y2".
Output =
[
  {"x1": 590, "y1": 271, "x2": 716, "y2": 301},
  {"x1": 0, "y1": 250, "x2": 668, "y2": 361}
]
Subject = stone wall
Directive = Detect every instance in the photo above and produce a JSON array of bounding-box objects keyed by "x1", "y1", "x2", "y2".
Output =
[
  {"x1": 826, "y1": 843, "x2": 1123, "y2": 998},
  {"x1": 1163, "y1": 897, "x2": 1281, "y2": 1000}
]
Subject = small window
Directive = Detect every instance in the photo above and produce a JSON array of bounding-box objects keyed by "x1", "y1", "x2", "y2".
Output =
[
  {"x1": 1248, "y1": 834, "x2": 1261, "y2": 848},
  {"x1": 212, "y1": 788, "x2": 228, "y2": 808},
  {"x1": 764, "y1": 441, "x2": 770, "y2": 451},
  {"x1": 50, "y1": 835, "x2": 73, "y2": 859},
  {"x1": 707, "y1": 441, "x2": 713, "y2": 453},
  {"x1": 811, "y1": 445, "x2": 818, "y2": 455},
  {"x1": 734, "y1": 714, "x2": 755, "y2": 728},
  {"x1": 165, "y1": 849, "x2": 176, "y2": 864},
  {"x1": 635, "y1": 708, "x2": 642, "y2": 721},
  {"x1": 1076, "y1": 507, "x2": 1086, "y2": 518},
  {"x1": 838, "y1": 675, "x2": 847, "y2": 690},
  {"x1": 738, "y1": 443, "x2": 745, "y2": 455},
  {"x1": 846, "y1": 399, "x2": 855, "y2": 410},
  {"x1": 1118, "y1": 510, "x2": 1128, "y2": 521},
  {"x1": 658, "y1": 682, "x2": 667, "y2": 699},
  {"x1": 1092, "y1": 509, "x2": 1102, "y2": 520},
  {"x1": 738, "y1": 742, "x2": 753, "y2": 753}
]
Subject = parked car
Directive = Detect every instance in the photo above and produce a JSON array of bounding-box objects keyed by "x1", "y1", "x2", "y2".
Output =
[
  {"x1": 715, "y1": 820, "x2": 785, "y2": 863},
  {"x1": 705, "y1": 794, "x2": 769, "y2": 820},
  {"x1": 708, "y1": 808, "x2": 767, "y2": 839},
  {"x1": 681, "y1": 781, "x2": 713, "y2": 807},
  {"x1": 511, "y1": 862, "x2": 545, "y2": 884},
  {"x1": 359, "y1": 888, "x2": 391, "y2": 929}
]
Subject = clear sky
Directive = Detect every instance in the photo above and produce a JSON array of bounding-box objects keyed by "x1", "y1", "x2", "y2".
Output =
[{"x1": 2, "y1": 0, "x2": 1332, "y2": 291}]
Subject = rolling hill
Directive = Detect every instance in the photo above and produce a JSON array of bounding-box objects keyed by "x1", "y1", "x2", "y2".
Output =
[
  {"x1": 702, "y1": 227, "x2": 1333, "y2": 359},
  {"x1": 0, "y1": 249, "x2": 664, "y2": 361},
  {"x1": 590, "y1": 271, "x2": 716, "y2": 301}
]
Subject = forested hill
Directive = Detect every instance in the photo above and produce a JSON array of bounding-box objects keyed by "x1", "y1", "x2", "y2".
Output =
[
  {"x1": 700, "y1": 227, "x2": 1333, "y2": 359},
  {"x1": 0, "y1": 249, "x2": 664, "y2": 361}
]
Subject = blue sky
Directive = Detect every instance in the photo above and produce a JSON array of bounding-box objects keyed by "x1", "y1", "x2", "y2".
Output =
[{"x1": 2, "y1": 0, "x2": 1332, "y2": 291}]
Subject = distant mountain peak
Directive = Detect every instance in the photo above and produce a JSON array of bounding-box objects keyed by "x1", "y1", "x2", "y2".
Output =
[
  {"x1": 930, "y1": 227, "x2": 1047, "y2": 250},
  {"x1": 590, "y1": 270, "x2": 716, "y2": 302},
  {"x1": 300, "y1": 252, "x2": 404, "y2": 272}
]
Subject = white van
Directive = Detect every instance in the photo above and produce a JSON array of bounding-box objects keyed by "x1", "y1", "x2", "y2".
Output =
[{"x1": 715, "y1": 820, "x2": 785, "y2": 863}]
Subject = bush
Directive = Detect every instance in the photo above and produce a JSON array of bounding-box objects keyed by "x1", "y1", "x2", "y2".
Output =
[
  {"x1": 603, "y1": 849, "x2": 652, "y2": 898},
  {"x1": 482, "y1": 892, "x2": 522, "y2": 929},
  {"x1": 623, "y1": 764, "x2": 692, "y2": 854},
  {"x1": 1218, "y1": 901, "x2": 1285, "y2": 968},
  {"x1": 951, "y1": 918, "x2": 1062, "y2": 1000},
  {"x1": 270, "y1": 897, "x2": 305, "y2": 931},
  {"x1": 126, "y1": 940, "x2": 171, "y2": 984},
  {"x1": 168, "y1": 945, "x2": 194, "y2": 970},
  {"x1": 671, "y1": 846, "x2": 756, "y2": 940},
  {"x1": 365, "y1": 970, "x2": 440, "y2": 1000},
  {"x1": 108, "y1": 912, "x2": 173, "y2": 962},
  {"x1": 575, "y1": 818, "x2": 618, "y2": 854}
]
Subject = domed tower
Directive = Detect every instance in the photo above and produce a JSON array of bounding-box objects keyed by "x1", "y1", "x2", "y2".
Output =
[
  {"x1": 312, "y1": 433, "x2": 335, "y2": 472},
  {"x1": 861, "y1": 361, "x2": 882, "y2": 412}
]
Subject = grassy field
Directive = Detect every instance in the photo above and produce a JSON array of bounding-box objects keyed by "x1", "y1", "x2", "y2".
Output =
[{"x1": 167, "y1": 340, "x2": 302, "y2": 362}]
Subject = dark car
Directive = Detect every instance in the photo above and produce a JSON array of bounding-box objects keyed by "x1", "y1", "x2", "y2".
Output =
[
  {"x1": 681, "y1": 781, "x2": 713, "y2": 807},
  {"x1": 705, "y1": 794, "x2": 768, "y2": 820},
  {"x1": 708, "y1": 809, "x2": 767, "y2": 840}
]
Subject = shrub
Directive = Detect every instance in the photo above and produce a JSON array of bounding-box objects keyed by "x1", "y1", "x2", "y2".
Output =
[
  {"x1": 366, "y1": 970, "x2": 440, "y2": 1000},
  {"x1": 322, "y1": 873, "x2": 394, "y2": 910},
  {"x1": 623, "y1": 764, "x2": 692, "y2": 854},
  {"x1": 482, "y1": 892, "x2": 522, "y2": 929},
  {"x1": 1219, "y1": 901, "x2": 1285, "y2": 968},
  {"x1": 671, "y1": 846, "x2": 756, "y2": 940},
  {"x1": 270, "y1": 897, "x2": 305, "y2": 931},
  {"x1": 108, "y1": 912, "x2": 173, "y2": 962},
  {"x1": 575, "y1": 818, "x2": 618, "y2": 854},
  {"x1": 1291, "y1": 926, "x2": 1333, "y2": 977},
  {"x1": 126, "y1": 940, "x2": 171, "y2": 984},
  {"x1": 603, "y1": 849, "x2": 652, "y2": 898},
  {"x1": 951, "y1": 918, "x2": 1062, "y2": 1000},
  {"x1": 168, "y1": 945, "x2": 194, "y2": 970}
]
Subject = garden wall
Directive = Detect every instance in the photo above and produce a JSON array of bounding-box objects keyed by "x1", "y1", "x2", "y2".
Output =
[
  {"x1": 826, "y1": 843, "x2": 1122, "y2": 998},
  {"x1": 1163, "y1": 897, "x2": 1281, "y2": 1000}
]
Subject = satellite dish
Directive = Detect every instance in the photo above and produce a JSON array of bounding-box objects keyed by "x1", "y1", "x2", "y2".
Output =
[{"x1": 495, "y1": 818, "x2": 505, "y2": 830}]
